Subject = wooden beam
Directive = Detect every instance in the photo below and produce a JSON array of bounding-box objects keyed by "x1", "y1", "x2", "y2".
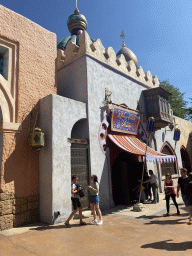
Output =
[{"x1": 68, "y1": 138, "x2": 89, "y2": 145}]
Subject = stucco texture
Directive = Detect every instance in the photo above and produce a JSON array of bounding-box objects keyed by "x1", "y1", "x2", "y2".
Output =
[
  {"x1": 174, "y1": 116, "x2": 192, "y2": 167},
  {"x1": 40, "y1": 94, "x2": 87, "y2": 224},
  {"x1": 86, "y1": 56, "x2": 148, "y2": 209},
  {"x1": 0, "y1": 4, "x2": 57, "y2": 196}
]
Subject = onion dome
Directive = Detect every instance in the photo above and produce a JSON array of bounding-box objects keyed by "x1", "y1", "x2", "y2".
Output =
[
  {"x1": 117, "y1": 32, "x2": 138, "y2": 66},
  {"x1": 117, "y1": 47, "x2": 138, "y2": 67},
  {"x1": 57, "y1": 8, "x2": 96, "y2": 50},
  {"x1": 67, "y1": 8, "x2": 88, "y2": 34}
]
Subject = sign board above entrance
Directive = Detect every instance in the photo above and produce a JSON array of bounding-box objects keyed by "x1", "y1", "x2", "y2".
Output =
[{"x1": 111, "y1": 106, "x2": 140, "y2": 135}]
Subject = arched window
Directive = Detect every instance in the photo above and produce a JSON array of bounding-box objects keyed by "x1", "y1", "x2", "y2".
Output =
[
  {"x1": 161, "y1": 142, "x2": 177, "y2": 176},
  {"x1": 180, "y1": 146, "x2": 191, "y2": 173}
]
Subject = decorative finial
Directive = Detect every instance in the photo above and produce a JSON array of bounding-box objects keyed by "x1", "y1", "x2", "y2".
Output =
[
  {"x1": 74, "y1": 0, "x2": 80, "y2": 14},
  {"x1": 120, "y1": 31, "x2": 125, "y2": 47}
]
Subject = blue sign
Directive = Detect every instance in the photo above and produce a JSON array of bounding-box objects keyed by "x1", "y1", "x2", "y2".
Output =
[
  {"x1": 173, "y1": 129, "x2": 181, "y2": 141},
  {"x1": 111, "y1": 106, "x2": 140, "y2": 135}
]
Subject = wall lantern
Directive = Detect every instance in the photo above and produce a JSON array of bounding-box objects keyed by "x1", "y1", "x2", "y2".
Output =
[
  {"x1": 30, "y1": 127, "x2": 45, "y2": 151},
  {"x1": 173, "y1": 128, "x2": 181, "y2": 142},
  {"x1": 146, "y1": 117, "x2": 155, "y2": 133}
]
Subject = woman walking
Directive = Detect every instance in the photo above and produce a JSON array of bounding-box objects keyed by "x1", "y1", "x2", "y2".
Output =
[
  {"x1": 164, "y1": 173, "x2": 180, "y2": 216},
  {"x1": 88, "y1": 175, "x2": 103, "y2": 225}
]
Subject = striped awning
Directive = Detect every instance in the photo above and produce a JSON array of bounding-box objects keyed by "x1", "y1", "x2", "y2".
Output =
[{"x1": 108, "y1": 134, "x2": 176, "y2": 163}]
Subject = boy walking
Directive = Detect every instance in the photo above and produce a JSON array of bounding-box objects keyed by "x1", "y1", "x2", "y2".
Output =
[
  {"x1": 65, "y1": 175, "x2": 87, "y2": 228},
  {"x1": 184, "y1": 172, "x2": 192, "y2": 225}
]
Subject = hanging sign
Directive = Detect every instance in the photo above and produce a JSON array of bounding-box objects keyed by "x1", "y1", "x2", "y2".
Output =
[{"x1": 111, "y1": 106, "x2": 140, "y2": 135}]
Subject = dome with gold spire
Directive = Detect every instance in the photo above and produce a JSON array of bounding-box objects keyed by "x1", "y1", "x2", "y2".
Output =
[
  {"x1": 117, "y1": 31, "x2": 138, "y2": 67},
  {"x1": 57, "y1": 7, "x2": 95, "y2": 50}
]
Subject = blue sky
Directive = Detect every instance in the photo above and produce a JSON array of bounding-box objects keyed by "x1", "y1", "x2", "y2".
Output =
[{"x1": 1, "y1": 0, "x2": 192, "y2": 105}]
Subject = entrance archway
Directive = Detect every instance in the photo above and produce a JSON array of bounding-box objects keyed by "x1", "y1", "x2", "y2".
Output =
[
  {"x1": 160, "y1": 142, "x2": 177, "y2": 176},
  {"x1": 70, "y1": 119, "x2": 89, "y2": 209},
  {"x1": 180, "y1": 146, "x2": 191, "y2": 173},
  {"x1": 109, "y1": 140, "x2": 143, "y2": 205}
]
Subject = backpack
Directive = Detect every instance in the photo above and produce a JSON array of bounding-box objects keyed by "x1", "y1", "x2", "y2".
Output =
[{"x1": 76, "y1": 184, "x2": 85, "y2": 197}]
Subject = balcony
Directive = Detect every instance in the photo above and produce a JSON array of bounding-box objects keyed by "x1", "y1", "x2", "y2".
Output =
[{"x1": 143, "y1": 87, "x2": 172, "y2": 130}]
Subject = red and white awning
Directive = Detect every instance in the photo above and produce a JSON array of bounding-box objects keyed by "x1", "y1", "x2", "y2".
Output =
[{"x1": 108, "y1": 134, "x2": 176, "y2": 163}]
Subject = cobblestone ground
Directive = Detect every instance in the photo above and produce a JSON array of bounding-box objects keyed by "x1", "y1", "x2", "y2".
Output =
[{"x1": 0, "y1": 195, "x2": 191, "y2": 256}]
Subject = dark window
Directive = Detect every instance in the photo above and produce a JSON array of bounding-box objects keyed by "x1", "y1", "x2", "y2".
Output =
[
  {"x1": 153, "y1": 99, "x2": 158, "y2": 113},
  {"x1": 147, "y1": 101, "x2": 152, "y2": 113},
  {"x1": 0, "y1": 53, "x2": 3, "y2": 75},
  {"x1": 161, "y1": 145, "x2": 177, "y2": 176},
  {"x1": 0, "y1": 46, "x2": 9, "y2": 80}
]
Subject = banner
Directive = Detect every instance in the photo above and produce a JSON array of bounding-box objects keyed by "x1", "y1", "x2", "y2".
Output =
[{"x1": 111, "y1": 106, "x2": 140, "y2": 135}]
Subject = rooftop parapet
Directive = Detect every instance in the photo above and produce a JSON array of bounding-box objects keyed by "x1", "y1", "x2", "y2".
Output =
[{"x1": 57, "y1": 31, "x2": 160, "y2": 88}]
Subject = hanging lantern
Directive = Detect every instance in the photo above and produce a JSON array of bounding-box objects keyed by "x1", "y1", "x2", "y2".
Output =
[
  {"x1": 173, "y1": 128, "x2": 181, "y2": 141},
  {"x1": 146, "y1": 117, "x2": 155, "y2": 133},
  {"x1": 30, "y1": 127, "x2": 45, "y2": 150}
]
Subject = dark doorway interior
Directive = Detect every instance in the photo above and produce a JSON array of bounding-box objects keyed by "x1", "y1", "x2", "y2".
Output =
[
  {"x1": 161, "y1": 145, "x2": 177, "y2": 176},
  {"x1": 180, "y1": 146, "x2": 191, "y2": 174},
  {"x1": 111, "y1": 150, "x2": 143, "y2": 205}
]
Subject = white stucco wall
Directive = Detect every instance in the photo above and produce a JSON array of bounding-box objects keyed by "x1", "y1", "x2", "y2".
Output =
[
  {"x1": 86, "y1": 56, "x2": 150, "y2": 209},
  {"x1": 40, "y1": 94, "x2": 87, "y2": 224}
]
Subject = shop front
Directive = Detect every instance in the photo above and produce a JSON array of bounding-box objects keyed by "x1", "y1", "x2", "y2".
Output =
[{"x1": 99, "y1": 103, "x2": 177, "y2": 206}]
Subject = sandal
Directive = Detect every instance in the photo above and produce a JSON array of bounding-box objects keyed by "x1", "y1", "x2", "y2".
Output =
[
  {"x1": 65, "y1": 223, "x2": 71, "y2": 228},
  {"x1": 80, "y1": 222, "x2": 87, "y2": 226}
]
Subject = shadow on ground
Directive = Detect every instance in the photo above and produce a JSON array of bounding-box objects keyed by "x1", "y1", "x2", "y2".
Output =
[
  {"x1": 141, "y1": 239, "x2": 192, "y2": 251},
  {"x1": 29, "y1": 223, "x2": 88, "y2": 231},
  {"x1": 136, "y1": 212, "x2": 188, "y2": 220},
  {"x1": 143, "y1": 217, "x2": 188, "y2": 225}
]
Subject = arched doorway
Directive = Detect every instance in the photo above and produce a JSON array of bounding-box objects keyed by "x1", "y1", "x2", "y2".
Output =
[
  {"x1": 70, "y1": 119, "x2": 89, "y2": 209},
  {"x1": 160, "y1": 142, "x2": 177, "y2": 176},
  {"x1": 109, "y1": 140, "x2": 143, "y2": 205},
  {"x1": 180, "y1": 146, "x2": 191, "y2": 173}
]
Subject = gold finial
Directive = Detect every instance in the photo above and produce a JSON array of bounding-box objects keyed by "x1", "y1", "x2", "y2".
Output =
[
  {"x1": 74, "y1": 0, "x2": 80, "y2": 14},
  {"x1": 120, "y1": 31, "x2": 125, "y2": 47}
]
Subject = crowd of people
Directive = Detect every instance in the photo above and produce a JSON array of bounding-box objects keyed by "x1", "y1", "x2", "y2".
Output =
[{"x1": 65, "y1": 167, "x2": 192, "y2": 227}]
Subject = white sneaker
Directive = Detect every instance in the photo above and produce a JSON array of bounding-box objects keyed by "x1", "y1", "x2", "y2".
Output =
[
  {"x1": 90, "y1": 220, "x2": 97, "y2": 225},
  {"x1": 97, "y1": 220, "x2": 103, "y2": 225}
]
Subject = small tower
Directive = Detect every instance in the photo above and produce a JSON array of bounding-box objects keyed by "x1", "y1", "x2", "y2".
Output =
[
  {"x1": 117, "y1": 31, "x2": 138, "y2": 66},
  {"x1": 57, "y1": 7, "x2": 96, "y2": 50}
]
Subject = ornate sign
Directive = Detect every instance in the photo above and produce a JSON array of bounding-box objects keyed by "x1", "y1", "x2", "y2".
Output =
[{"x1": 111, "y1": 106, "x2": 140, "y2": 135}]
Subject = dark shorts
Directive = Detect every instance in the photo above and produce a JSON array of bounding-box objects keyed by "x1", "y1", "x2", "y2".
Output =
[
  {"x1": 89, "y1": 195, "x2": 100, "y2": 205},
  {"x1": 182, "y1": 194, "x2": 189, "y2": 207},
  {"x1": 71, "y1": 197, "x2": 81, "y2": 210}
]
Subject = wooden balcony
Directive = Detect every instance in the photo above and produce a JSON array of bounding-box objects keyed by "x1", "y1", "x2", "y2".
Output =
[{"x1": 143, "y1": 87, "x2": 172, "y2": 130}]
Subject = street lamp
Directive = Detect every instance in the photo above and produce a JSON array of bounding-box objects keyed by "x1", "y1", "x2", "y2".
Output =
[
  {"x1": 138, "y1": 117, "x2": 155, "y2": 205},
  {"x1": 173, "y1": 128, "x2": 181, "y2": 142},
  {"x1": 173, "y1": 128, "x2": 181, "y2": 174}
]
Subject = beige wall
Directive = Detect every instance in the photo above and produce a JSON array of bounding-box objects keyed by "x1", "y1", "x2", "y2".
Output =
[
  {"x1": 0, "y1": 4, "x2": 57, "y2": 196},
  {"x1": 174, "y1": 116, "x2": 192, "y2": 168}
]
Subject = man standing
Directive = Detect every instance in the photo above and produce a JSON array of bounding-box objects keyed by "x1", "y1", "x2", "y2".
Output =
[
  {"x1": 184, "y1": 172, "x2": 192, "y2": 225},
  {"x1": 143, "y1": 170, "x2": 159, "y2": 203},
  {"x1": 177, "y1": 168, "x2": 190, "y2": 211},
  {"x1": 65, "y1": 175, "x2": 87, "y2": 228}
]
